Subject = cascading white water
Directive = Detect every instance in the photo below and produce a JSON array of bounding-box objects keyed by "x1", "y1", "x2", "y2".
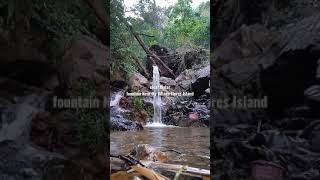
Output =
[{"x1": 152, "y1": 65, "x2": 162, "y2": 124}]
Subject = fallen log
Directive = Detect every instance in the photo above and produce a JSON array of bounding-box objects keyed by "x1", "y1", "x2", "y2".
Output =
[
  {"x1": 140, "y1": 160, "x2": 210, "y2": 178},
  {"x1": 131, "y1": 55, "x2": 150, "y2": 78},
  {"x1": 132, "y1": 31, "x2": 176, "y2": 79},
  {"x1": 118, "y1": 16, "x2": 176, "y2": 79}
]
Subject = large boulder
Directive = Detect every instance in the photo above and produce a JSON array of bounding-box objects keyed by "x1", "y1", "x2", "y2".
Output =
[
  {"x1": 192, "y1": 66, "x2": 210, "y2": 97},
  {"x1": 160, "y1": 77, "x2": 176, "y2": 87},
  {"x1": 219, "y1": 58, "x2": 260, "y2": 86},
  {"x1": 175, "y1": 65, "x2": 210, "y2": 97},
  {"x1": 175, "y1": 69, "x2": 197, "y2": 90},
  {"x1": 59, "y1": 35, "x2": 109, "y2": 96},
  {"x1": 213, "y1": 24, "x2": 274, "y2": 68},
  {"x1": 30, "y1": 111, "x2": 80, "y2": 157},
  {"x1": 128, "y1": 73, "x2": 149, "y2": 90},
  {"x1": 110, "y1": 116, "x2": 143, "y2": 131}
]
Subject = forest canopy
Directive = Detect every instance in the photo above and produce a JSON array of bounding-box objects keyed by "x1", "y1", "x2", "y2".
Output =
[{"x1": 110, "y1": 0, "x2": 210, "y2": 79}]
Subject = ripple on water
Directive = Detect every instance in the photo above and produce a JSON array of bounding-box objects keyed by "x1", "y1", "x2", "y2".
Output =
[{"x1": 110, "y1": 127, "x2": 210, "y2": 169}]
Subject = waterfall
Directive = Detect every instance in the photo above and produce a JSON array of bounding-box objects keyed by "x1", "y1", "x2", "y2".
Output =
[
  {"x1": 152, "y1": 65, "x2": 162, "y2": 123},
  {"x1": 145, "y1": 66, "x2": 176, "y2": 128}
]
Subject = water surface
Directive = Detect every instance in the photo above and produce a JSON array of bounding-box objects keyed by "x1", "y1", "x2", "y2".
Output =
[{"x1": 110, "y1": 127, "x2": 210, "y2": 169}]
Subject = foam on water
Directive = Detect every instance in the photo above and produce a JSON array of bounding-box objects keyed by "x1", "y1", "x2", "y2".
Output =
[{"x1": 144, "y1": 122, "x2": 178, "y2": 128}]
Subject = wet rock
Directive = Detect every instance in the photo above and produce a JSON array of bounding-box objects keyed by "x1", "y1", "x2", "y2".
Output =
[
  {"x1": 129, "y1": 144, "x2": 169, "y2": 163},
  {"x1": 304, "y1": 85, "x2": 320, "y2": 103},
  {"x1": 124, "y1": 109, "x2": 149, "y2": 124},
  {"x1": 164, "y1": 98, "x2": 209, "y2": 127},
  {"x1": 175, "y1": 69, "x2": 196, "y2": 90},
  {"x1": 0, "y1": 92, "x2": 47, "y2": 142},
  {"x1": 0, "y1": 140, "x2": 100, "y2": 180},
  {"x1": 160, "y1": 77, "x2": 176, "y2": 86},
  {"x1": 30, "y1": 111, "x2": 80, "y2": 156},
  {"x1": 219, "y1": 58, "x2": 260, "y2": 86},
  {"x1": 175, "y1": 65, "x2": 210, "y2": 96},
  {"x1": 128, "y1": 73, "x2": 149, "y2": 90},
  {"x1": 110, "y1": 116, "x2": 143, "y2": 131},
  {"x1": 213, "y1": 24, "x2": 274, "y2": 68},
  {"x1": 111, "y1": 70, "x2": 127, "y2": 89},
  {"x1": 192, "y1": 66, "x2": 210, "y2": 97}
]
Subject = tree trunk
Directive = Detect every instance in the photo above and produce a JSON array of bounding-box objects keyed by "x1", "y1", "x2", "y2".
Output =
[
  {"x1": 131, "y1": 55, "x2": 150, "y2": 78},
  {"x1": 120, "y1": 17, "x2": 176, "y2": 79}
]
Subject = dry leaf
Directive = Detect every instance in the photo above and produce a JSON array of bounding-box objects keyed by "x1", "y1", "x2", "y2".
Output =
[
  {"x1": 110, "y1": 171, "x2": 144, "y2": 180},
  {"x1": 110, "y1": 171, "x2": 130, "y2": 180},
  {"x1": 202, "y1": 176, "x2": 210, "y2": 180}
]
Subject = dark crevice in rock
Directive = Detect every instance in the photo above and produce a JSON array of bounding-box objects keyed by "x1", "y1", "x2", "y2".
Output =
[{"x1": 261, "y1": 50, "x2": 319, "y2": 117}]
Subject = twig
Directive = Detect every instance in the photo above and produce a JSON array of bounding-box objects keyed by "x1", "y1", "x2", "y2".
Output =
[
  {"x1": 161, "y1": 149, "x2": 182, "y2": 154},
  {"x1": 110, "y1": 154, "x2": 145, "y2": 167},
  {"x1": 139, "y1": 33, "x2": 155, "y2": 38},
  {"x1": 257, "y1": 119, "x2": 262, "y2": 133}
]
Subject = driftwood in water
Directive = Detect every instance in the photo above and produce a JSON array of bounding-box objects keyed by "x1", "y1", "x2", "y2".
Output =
[{"x1": 140, "y1": 160, "x2": 210, "y2": 178}]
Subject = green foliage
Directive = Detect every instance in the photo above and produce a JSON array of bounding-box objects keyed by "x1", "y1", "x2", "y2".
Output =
[
  {"x1": 164, "y1": 0, "x2": 210, "y2": 48},
  {"x1": 146, "y1": 105, "x2": 154, "y2": 116},
  {"x1": 110, "y1": 0, "x2": 210, "y2": 78},
  {"x1": 78, "y1": 111, "x2": 107, "y2": 154},
  {"x1": 34, "y1": 0, "x2": 94, "y2": 37},
  {"x1": 132, "y1": 96, "x2": 144, "y2": 109},
  {"x1": 71, "y1": 80, "x2": 106, "y2": 154}
]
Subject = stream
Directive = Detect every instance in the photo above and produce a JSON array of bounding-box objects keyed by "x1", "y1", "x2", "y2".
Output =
[{"x1": 110, "y1": 126, "x2": 210, "y2": 169}]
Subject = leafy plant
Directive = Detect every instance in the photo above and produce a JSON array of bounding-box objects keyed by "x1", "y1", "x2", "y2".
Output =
[
  {"x1": 132, "y1": 96, "x2": 144, "y2": 109},
  {"x1": 110, "y1": 0, "x2": 210, "y2": 78}
]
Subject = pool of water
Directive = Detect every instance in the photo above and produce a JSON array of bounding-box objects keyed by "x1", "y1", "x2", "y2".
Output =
[{"x1": 110, "y1": 127, "x2": 210, "y2": 169}]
